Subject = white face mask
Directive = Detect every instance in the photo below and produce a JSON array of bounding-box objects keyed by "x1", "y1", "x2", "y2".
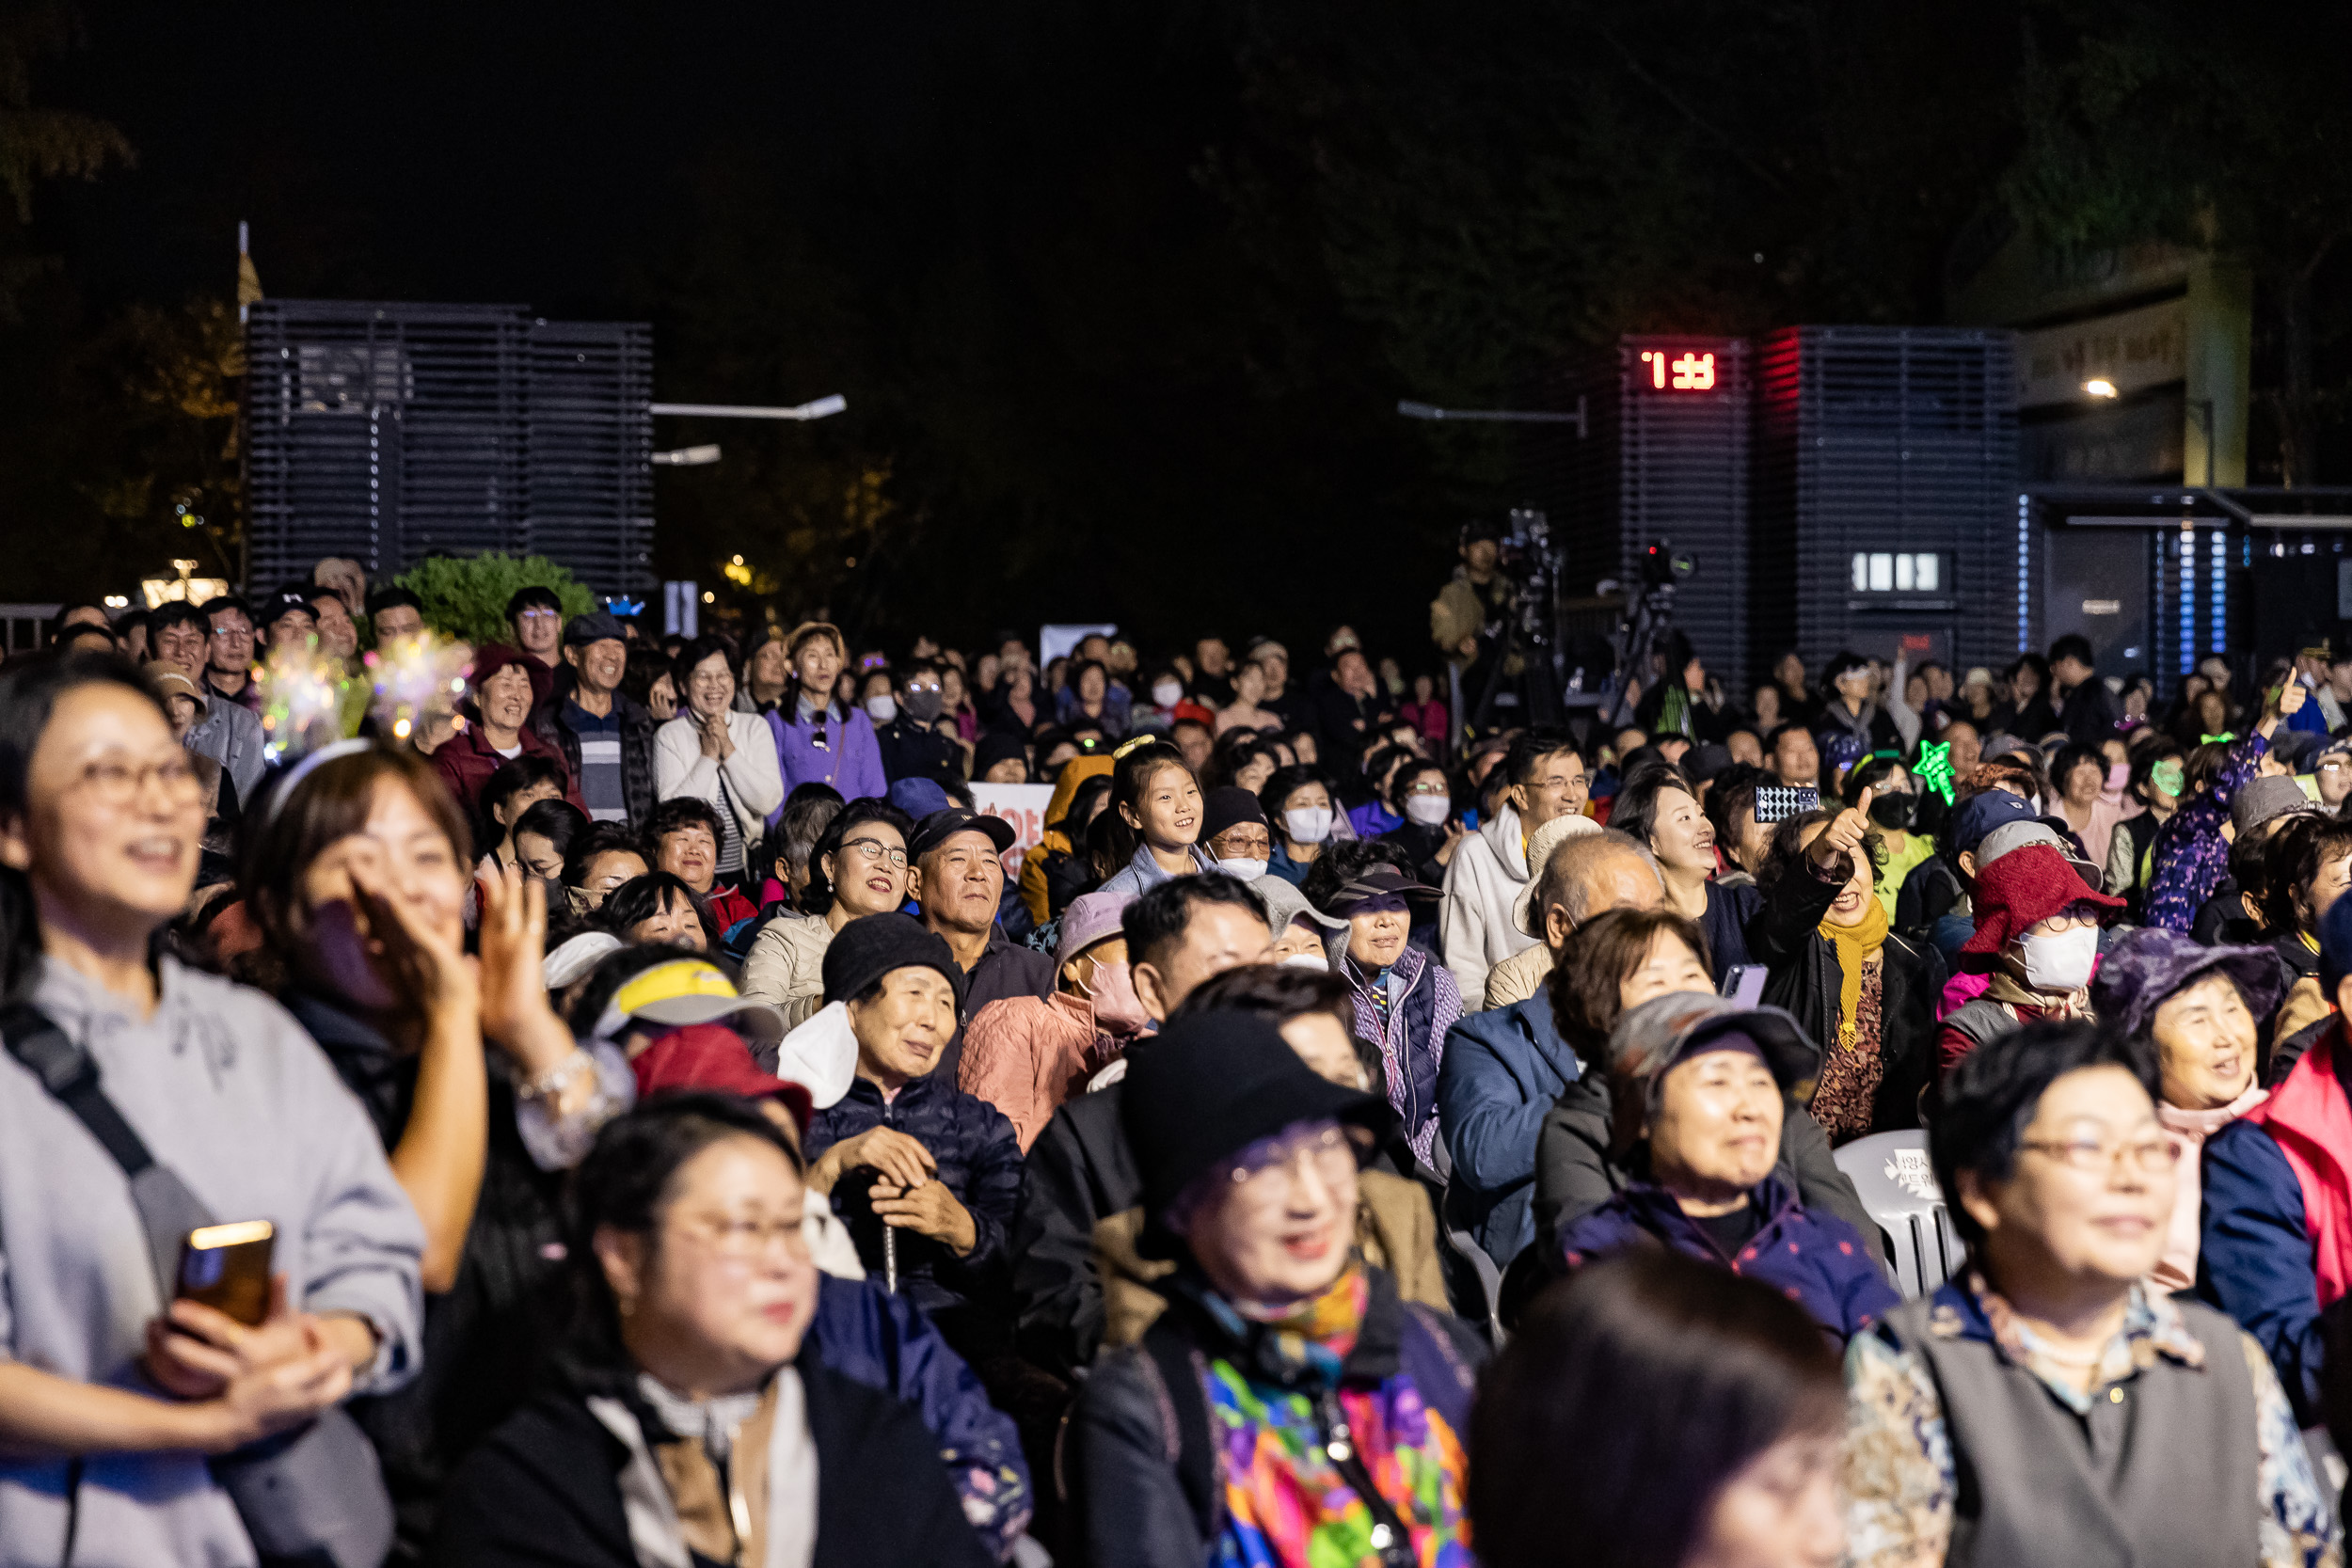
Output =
[
  {"x1": 1279, "y1": 951, "x2": 1329, "y2": 972},
  {"x1": 1283, "y1": 806, "x2": 1333, "y2": 845},
  {"x1": 864, "y1": 695, "x2": 898, "y2": 724},
  {"x1": 2014, "y1": 923, "x2": 2098, "y2": 993},
  {"x1": 1217, "y1": 857, "x2": 1269, "y2": 882},
  {"x1": 1152, "y1": 680, "x2": 1184, "y2": 706},
  {"x1": 1403, "y1": 794, "x2": 1451, "y2": 827}
]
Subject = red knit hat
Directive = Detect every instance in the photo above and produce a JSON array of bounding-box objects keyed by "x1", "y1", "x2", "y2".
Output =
[
  {"x1": 629, "y1": 1022, "x2": 814, "y2": 1136},
  {"x1": 1961, "y1": 843, "x2": 2124, "y2": 955}
]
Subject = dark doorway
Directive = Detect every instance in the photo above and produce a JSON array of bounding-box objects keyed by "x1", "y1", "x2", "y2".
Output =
[{"x1": 2045, "y1": 527, "x2": 2153, "y2": 679}]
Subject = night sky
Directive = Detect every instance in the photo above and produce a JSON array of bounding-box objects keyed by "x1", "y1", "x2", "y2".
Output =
[{"x1": 16, "y1": 2, "x2": 2351, "y2": 659}]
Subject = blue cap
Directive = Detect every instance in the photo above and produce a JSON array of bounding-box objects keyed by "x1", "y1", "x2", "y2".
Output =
[
  {"x1": 887, "y1": 776, "x2": 952, "y2": 820},
  {"x1": 1948, "y1": 788, "x2": 2037, "y2": 855}
]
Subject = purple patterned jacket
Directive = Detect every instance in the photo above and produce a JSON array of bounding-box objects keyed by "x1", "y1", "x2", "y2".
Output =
[{"x1": 2144, "y1": 731, "x2": 2265, "y2": 932}]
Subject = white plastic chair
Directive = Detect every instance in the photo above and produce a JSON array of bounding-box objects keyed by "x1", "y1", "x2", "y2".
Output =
[{"x1": 1832, "y1": 1130, "x2": 1963, "y2": 1301}]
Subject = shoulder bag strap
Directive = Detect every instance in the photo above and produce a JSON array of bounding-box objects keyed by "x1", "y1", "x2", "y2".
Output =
[
  {"x1": 1138, "y1": 1318, "x2": 1218, "y2": 1538},
  {"x1": 0, "y1": 1000, "x2": 216, "y2": 1297}
]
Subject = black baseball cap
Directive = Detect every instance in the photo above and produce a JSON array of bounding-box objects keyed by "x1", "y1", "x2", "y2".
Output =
[
  {"x1": 255, "y1": 587, "x2": 319, "y2": 632},
  {"x1": 909, "y1": 805, "x2": 1016, "y2": 860}
]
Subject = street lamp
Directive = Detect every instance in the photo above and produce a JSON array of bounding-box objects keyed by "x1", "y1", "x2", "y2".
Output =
[{"x1": 2083, "y1": 378, "x2": 2119, "y2": 398}]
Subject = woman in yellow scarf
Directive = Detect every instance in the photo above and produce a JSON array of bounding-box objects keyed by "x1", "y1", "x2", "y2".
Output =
[{"x1": 1746, "y1": 787, "x2": 1949, "y2": 1143}]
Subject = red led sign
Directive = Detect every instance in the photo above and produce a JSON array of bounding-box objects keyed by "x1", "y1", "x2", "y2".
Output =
[{"x1": 1637, "y1": 349, "x2": 1717, "y2": 391}]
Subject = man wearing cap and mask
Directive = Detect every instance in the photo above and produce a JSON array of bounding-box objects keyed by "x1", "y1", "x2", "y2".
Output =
[
  {"x1": 1439, "y1": 826, "x2": 1662, "y2": 1265},
  {"x1": 873, "y1": 659, "x2": 961, "y2": 785},
  {"x1": 532, "y1": 610, "x2": 658, "y2": 828},
  {"x1": 958, "y1": 889, "x2": 1150, "y2": 1151},
  {"x1": 909, "y1": 805, "x2": 1055, "y2": 1088}
]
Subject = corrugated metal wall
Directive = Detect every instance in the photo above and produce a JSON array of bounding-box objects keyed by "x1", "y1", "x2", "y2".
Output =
[
  {"x1": 1754, "y1": 327, "x2": 2016, "y2": 679},
  {"x1": 245, "y1": 301, "x2": 651, "y2": 596}
]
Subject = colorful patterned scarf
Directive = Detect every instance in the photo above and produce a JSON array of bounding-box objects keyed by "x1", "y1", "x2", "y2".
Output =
[{"x1": 1199, "y1": 1268, "x2": 1473, "y2": 1567}]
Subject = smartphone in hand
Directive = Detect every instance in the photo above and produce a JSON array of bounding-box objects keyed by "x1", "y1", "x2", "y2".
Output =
[
  {"x1": 1753, "y1": 785, "x2": 1821, "y2": 826},
  {"x1": 177, "y1": 1220, "x2": 276, "y2": 1327},
  {"x1": 1719, "y1": 964, "x2": 1769, "y2": 1007}
]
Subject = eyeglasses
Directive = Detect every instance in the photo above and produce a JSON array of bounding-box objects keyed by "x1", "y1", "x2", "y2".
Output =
[
  {"x1": 1224, "y1": 1124, "x2": 1357, "y2": 1209},
  {"x1": 78, "y1": 754, "x2": 203, "y2": 808},
  {"x1": 210, "y1": 625, "x2": 251, "y2": 641},
  {"x1": 841, "y1": 836, "x2": 909, "y2": 870},
  {"x1": 516, "y1": 609, "x2": 562, "y2": 623},
  {"x1": 675, "y1": 1212, "x2": 812, "y2": 1263},
  {"x1": 2019, "y1": 1134, "x2": 2179, "y2": 1175}
]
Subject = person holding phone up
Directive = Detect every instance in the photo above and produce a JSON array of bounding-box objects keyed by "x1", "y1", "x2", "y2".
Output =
[
  {"x1": 1745, "y1": 784, "x2": 1948, "y2": 1144},
  {"x1": 0, "y1": 656, "x2": 423, "y2": 1565}
]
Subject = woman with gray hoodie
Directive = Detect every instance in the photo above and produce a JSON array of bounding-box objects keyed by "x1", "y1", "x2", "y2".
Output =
[{"x1": 0, "y1": 654, "x2": 423, "y2": 1566}]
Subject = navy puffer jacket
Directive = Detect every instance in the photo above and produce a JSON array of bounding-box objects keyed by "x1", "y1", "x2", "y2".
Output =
[{"x1": 808, "y1": 1071, "x2": 1024, "y2": 1355}]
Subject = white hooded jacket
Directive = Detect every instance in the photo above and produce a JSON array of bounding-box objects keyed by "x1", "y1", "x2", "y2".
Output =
[{"x1": 1438, "y1": 800, "x2": 1540, "y2": 1010}]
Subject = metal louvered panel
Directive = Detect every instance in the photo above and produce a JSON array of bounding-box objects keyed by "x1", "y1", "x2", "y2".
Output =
[
  {"x1": 1755, "y1": 327, "x2": 2017, "y2": 679},
  {"x1": 524, "y1": 321, "x2": 654, "y2": 594},
  {"x1": 1516, "y1": 337, "x2": 1753, "y2": 696},
  {"x1": 245, "y1": 301, "x2": 653, "y2": 597},
  {"x1": 1616, "y1": 337, "x2": 1751, "y2": 698}
]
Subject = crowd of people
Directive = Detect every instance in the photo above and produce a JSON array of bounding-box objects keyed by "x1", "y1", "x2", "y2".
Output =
[{"x1": 11, "y1": 542, "x2": 2352, "y2": 1568}]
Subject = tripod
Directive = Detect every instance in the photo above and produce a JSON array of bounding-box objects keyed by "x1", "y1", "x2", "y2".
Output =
[{"x1": 1605, "y1": 580, "x2": 1679, "y2": 731}]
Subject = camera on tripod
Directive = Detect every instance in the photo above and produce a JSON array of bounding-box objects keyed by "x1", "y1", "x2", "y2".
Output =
[
  {"x1": 1606, "y1": 539, "x2": 1699, "y2": 727},
  {"x1": 1639, "y1": 541, "x2": 1697, "y2": 590}
]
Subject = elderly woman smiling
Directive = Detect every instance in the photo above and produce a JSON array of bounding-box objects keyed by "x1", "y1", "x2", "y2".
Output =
[
  {"x1": 800, "y1": 914, "x2": 1022, "y2": 1363},
  {"x1": 1069, "y1": 1010, "x2": 1486, "y2": 1568},
  {"x1": 1554, "y1": 991, "x2": 1897, "y2": 1342},
  {"x1": 1841, "y1": 1022, "x2": 2337, "y2": 1568},
  {"x1": 2086, "y1": 927, "x2": 2287, "y2": 1295}
]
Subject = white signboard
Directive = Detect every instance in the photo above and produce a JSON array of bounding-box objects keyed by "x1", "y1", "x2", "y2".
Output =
[
  {"x1": 1040, "y1": 622, "x2": 1117, "y2": 668},
  {"x1": 970, "y1": 783, "x2": 1057, "y2": 875}
]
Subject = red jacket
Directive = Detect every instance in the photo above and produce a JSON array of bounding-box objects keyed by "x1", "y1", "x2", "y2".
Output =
[{"x1": 429, "y1": 721, "x2": 583, "y2": 817}]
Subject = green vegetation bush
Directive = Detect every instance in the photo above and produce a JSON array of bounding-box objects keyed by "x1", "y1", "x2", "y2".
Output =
[{"x1": 390, "y1": 553, "x2": 596, "y2": 648}]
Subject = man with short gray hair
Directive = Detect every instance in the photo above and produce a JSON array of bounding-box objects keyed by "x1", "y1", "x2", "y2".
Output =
[
  {"x1": 1438, "y1": 824, "x2": 1665, "y2": 1265},
  {"x1": 1484, "y1": 828, "x2": 1665, "y2": 1010}
]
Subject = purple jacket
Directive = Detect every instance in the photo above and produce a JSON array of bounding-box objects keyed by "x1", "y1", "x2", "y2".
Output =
[
  {"x1": 765, "y1": 701, "x2": 889, "y2": 821},
  {"x1": 2145, "y1": 731, "x2": 2265, "y2": 932},
  {"x1": 1558, "y1": 1173, "x2": 1899, "y2": 1342}
]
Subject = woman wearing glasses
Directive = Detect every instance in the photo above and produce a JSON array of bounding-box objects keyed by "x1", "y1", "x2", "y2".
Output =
[
  {"x1": 742, "y1": 800, "x2": 915, "y2": 1028},
  {"x1": 1842, "y1": 1021, "x2": 2335, "y2": 1567},
  {"x1": 653, "y1": 634, "x2": 785, "y2": 893},
  {"x1": 0, "y1": 657, "x2": 423, "y2": 1562},
  {"x1": 435, "y1": 1093, "x2": 992, "y2": 1567},
  {"x1": 1068, "y1": 1010, "x2": 1485, "y2": 1568}
]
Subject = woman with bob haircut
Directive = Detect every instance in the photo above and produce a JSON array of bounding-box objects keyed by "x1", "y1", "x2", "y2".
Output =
[
  {"x1": 741, "y1": 798, "x2": 915, "y2": 1029},
  {"x1": 1841, "y1": 1020, "x2": 2336, "y2": 1567},
  {"x1": 433, "y1": 1092, "x2": 992, "y2": 1566},
  {"x1": 1471, "y1": 1250, "x2": 1846, "y2": 1568}
]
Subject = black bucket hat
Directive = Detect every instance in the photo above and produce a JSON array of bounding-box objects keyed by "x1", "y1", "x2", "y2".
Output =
[{"x1": 1120, "y1": 1011, "x2": 1393, "y2": 1259}]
